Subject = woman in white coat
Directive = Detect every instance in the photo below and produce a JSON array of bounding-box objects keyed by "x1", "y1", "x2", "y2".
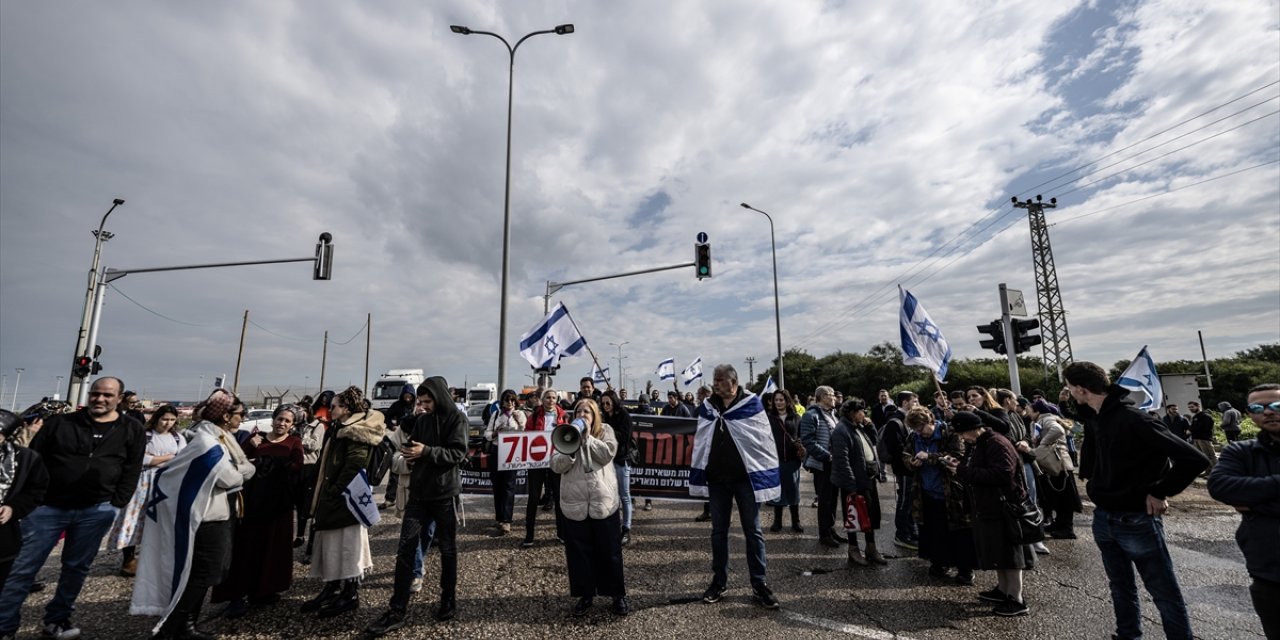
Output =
[{"x1": 551, "y1": 399, "x2": 626, "y2": 617}]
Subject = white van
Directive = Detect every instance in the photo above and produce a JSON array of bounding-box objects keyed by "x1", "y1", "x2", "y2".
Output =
[{"x1": 370, "y1": 368, "x2": 426, "y2": 411}]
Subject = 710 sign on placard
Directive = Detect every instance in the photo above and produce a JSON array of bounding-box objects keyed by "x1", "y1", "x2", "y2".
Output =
[{"x1": 497, "y1": 432, "x2": 553, "y2": 471}]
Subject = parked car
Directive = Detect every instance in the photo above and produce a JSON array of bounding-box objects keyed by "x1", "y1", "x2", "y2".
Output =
[{"x1": 238, "y1": 408, "x2": 275, "y2": 433}]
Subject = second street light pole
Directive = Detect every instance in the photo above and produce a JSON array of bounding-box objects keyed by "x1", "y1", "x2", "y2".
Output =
[
  {"x1": 451, "y1": 22, "x2": 574, "y2": 393},
  {"x1": 740, "y1": 203, "x2": 785, "y2": 392}
]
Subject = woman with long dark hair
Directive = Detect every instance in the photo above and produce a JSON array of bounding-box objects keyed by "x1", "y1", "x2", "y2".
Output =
[
  {"x1": 600, "y1": 390, "x2": 634, "y2": 546},
  {"x1": 212, "y1": 404, "x2": 305, "y2": 617},
  {"x1": 109, "y1": 404, "x2": 185, "y2": 577},
  {"x1": 485, "y1": 389, "x2": 526, "y2": 536},
  {"x1": 765, "y1": 390, "x2": 804, "y2": 533}
]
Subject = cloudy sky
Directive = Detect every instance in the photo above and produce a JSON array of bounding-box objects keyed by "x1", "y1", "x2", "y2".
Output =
[{"x1": 1, "y1": 0, "x2": 1277, "y2": 406}]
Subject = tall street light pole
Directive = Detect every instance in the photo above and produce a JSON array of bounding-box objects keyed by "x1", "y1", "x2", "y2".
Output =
[
  {"x1": 609, "y1": 341, "x2": 629, "y2": 391},
  {"x1": 450, "y1": 22, "x2": 574, "y2": 393},
  {"x1": 69, "y1": 198, "x2": 125, "y2": 404},
  {"x1": 740, "y1": 203, "x2": 785, "y2": 392}
]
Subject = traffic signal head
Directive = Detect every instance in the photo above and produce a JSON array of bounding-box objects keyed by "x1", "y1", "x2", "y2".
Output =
[
  {"x1": 977, "y1": 320, "x2": 1006, "y2": 354},
  {"x1": 314, "y1": 232, "x2": 333, "y2": 281},
  {"x1": 695, "y1": 242, "x2": 712, "y2": 280},
  {"x1": 1011, "y1": 317, "x2": 1042, "y2": 354},
  {"x1": 73, "y1": 356, "x2": 93, "y2": 378}
]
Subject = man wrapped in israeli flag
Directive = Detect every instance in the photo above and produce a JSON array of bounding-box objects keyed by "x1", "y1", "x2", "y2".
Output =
[{"x1": 687, "y1": 363, "x2": 782, "y2": 610}]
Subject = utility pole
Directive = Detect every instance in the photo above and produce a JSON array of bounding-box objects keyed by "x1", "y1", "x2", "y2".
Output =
[
  {"x1": 233, "y1": 310, "x2": 249, "y2": 396},
  {"x1": 744, "y1": 356, "x2": 756, "y2": 385},
  {"x1": 1013, "y1": 195, "x2": 1073, "y2": 382}
]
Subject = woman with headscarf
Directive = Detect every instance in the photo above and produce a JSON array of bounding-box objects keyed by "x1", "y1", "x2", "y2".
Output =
[
  {"x1": 830, "y1": 398, "x2": 885, "y2": 566},
  {"x1": 296, "y1": 391, "x2": 332, "y2": 553},
  {"x1": 943, "y1": 411, "x2": 1035, "y2": 617},
  {"x1": 301, "y1": 386, "x2": 383, "y2": 618},
  {"x1": 130, "y1": 389, "x2": 255, "y2": 639},
  {"x1": 0, "y1": 409, "x2": 49, "y2": 591},
  {"x1": 211, "y1": 404, "x2": 305, "y2": 617},
  {"x1": 553, "y1": 398, "x2": 626, "y2": 617},
  {"x1": 109, "y1": 404, "x2": 185, "y2": 578},
  {"x1": 1023, "y1": 399, "x2": 1081, "y2": 539},
  {"x1": 765, "y1": 390, "x2": 804, "y2": 534},
  {"x1": 485, "y1": 389, "x2": 526, "y2": 537}
]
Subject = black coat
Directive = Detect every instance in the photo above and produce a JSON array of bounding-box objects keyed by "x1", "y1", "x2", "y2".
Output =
[
  {"x1": 1, "y1": 445, "x2": 49, "y2": 563},
  {"x1": 1078, "y1": 386, "x2": 1209, "y2": 512},
  {"x1": 604, "y1": 407, "x2": 633, "y2": 465},
  {"x1": 956, "y1": 430, "x2": 1024, "y2": 519}
]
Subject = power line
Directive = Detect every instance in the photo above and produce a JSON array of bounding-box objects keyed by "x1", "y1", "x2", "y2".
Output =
[{"x1": 108, "y1": 284, "x2": 208, "y2": 327}]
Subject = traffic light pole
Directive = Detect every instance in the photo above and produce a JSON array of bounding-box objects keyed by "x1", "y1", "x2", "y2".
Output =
[{"x1": 999, "y1": 284, "x2": 1021, "y2": 396}]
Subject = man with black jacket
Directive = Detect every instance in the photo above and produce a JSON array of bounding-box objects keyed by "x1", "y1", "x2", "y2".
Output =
[
  {"x1": 1066, "y1": 361, "x2": 1208, "y2": 640},
  {"x1": 1207, "y1": 383, "x2": 1280, "y2": 639},
  {"x1": 0, "y1": 377, "x2": 145, "y2": 640},
  {"x1": 366, "y1": 376, "x2": 469, "y2": 636},
  {"x1": 1188, "y1": 400, "x2": 1217, "y2": 474},
  {"x1": 879, "y1": 391, "x2": 919, "y2": 550},
  {"x1": 1161, "y1": 404, "x2": 1191, "y2": 441}
]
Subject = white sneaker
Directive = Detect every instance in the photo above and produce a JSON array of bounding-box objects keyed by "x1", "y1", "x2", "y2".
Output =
[
  {"x1": 40, "y1": 621, "x2": 80, "y2": 640},
  {"x1": 1033, "y1": 541, "x2": 1050, "y2": 555},
  {"x1": 410, "y1": 577, "x2": 423, "y2": 592}
]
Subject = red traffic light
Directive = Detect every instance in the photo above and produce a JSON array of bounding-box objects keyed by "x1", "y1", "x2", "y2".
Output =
[{"x1": 73, "y1": 356, "x2": 93, "y2": 378}]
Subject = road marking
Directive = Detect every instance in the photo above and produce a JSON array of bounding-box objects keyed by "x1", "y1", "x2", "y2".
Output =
[{"x1": 783, "y1": 610, "x2": 918, "y2": 639}]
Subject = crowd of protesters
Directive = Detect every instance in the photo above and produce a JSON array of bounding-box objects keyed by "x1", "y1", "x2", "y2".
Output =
[{"x1": 0, "y1": 368, "x2": 1273, "y2": 640}]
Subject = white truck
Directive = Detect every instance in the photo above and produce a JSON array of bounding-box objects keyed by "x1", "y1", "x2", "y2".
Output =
[
  {"x1": 370, "y1": 368, "x2": 426, "y2": 411},
  {"x1": 465, "y1": 383, "x2": 498, "y2": 430}
]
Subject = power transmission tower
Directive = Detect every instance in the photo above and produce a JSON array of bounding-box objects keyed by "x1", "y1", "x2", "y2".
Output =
[
  {"x1": 1013, "y1": 195, "x2": 1073, "y2": 381},
  {"x1": 744, "y1": 357, "x2": 756, "y2": 384}
]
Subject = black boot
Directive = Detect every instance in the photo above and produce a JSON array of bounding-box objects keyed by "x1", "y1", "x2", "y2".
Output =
[
  {"x1": 177, "y1": 612, "x2": 217, "y2": 640},
  {"x1": 770, "y1": 506, "x2": 784, "y2": 533},
  {"x1": 317, "y1": 578, "x2": 359, "y2": 618},
  {"x1": 790, "y1": 505, "x2": 804, "y2": 533},
  {"x1": 299, "y1": 581, "x2": 341, "y2": 613}
]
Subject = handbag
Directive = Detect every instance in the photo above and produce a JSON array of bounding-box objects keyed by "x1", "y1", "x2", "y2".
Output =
[
  {"x1": 843, "y1": 492, "x2": 872, "y2": 532},
  {"x1": 1000, "y1": 493, "x2": 1045, "y2": 544}
]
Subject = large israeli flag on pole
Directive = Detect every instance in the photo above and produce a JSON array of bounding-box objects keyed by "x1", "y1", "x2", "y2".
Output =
[
  {"x1": 762, "y1": 375, "x2": 778, "y2": 395},
  {"x1": 681, "y1": 357, "x2": 703, "y2": 387},
  {"x1": 899, "y1": 286, "x2": 952, "y2": 382},
  {"x1": 519, "y1": 302, "x2": 588, "y2": 369},
  {"x1": 656, "y1": 358, "x2": 676, "y2": 381},
  {"x1": 1117, "y1": 346, "x2": 1162, "y2": 411}
]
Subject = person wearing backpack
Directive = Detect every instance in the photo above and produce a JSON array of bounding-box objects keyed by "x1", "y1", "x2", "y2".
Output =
[{"x1": 878, "y1": 391, "x2": 919, "y2": 550}]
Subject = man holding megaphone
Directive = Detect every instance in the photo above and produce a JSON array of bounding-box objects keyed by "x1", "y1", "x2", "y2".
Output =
[{"x1": 551, "y1": 400, "x2": 627, "y2": 618}]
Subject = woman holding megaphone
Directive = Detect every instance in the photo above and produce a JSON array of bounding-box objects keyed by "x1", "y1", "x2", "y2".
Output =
[{"x1": 552, "y1": 399, "x2": 628, "y2": 618}]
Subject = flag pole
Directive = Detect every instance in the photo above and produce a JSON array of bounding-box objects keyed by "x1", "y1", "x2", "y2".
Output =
[{"x1": 562, "y1": 306, "x2": 612, "y2": 391}]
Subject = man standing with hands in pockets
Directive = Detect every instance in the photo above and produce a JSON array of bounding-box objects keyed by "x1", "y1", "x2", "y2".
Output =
[{"x1": 366, "y1": 376, "x2": 469, "y2": 636}]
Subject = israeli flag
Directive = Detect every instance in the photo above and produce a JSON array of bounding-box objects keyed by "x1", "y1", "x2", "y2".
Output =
[
  {"x1": 681, "y1": 357, "x2": 703, "y2": 387},
  {"x1": 519, "y1": 302, "x2": 588, "y2": 370},
  {"x1": 591, "y1": 363, "x2": 611, "y2": 385},
  {"x1": 899, "y1": 286, "x2": 952, "y2": 381},
  {"x1": 1117, "y1": 346, "x2": 1162, "y2": 411},
  {"x1": 656, "y1": 358, "x2": 676, "y2": 381},
  {"x1": 762, "y1": 375, "x2": 777, "y2": 394},
  {"x1": 344, "y1": 469, "x2": 381, "y2": 527}
]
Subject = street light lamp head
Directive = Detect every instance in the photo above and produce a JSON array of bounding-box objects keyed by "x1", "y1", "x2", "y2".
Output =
[
  {"x1": 112, "y1": 198, "x2": 125, "y2": 206},
  {"x1": 740, "y1": 202, "x2": 751, "y2": 208},
  {"x1": 554, "y1": 24, "x2": 575, "y2": 34},
  {"x1": 1011, "y1": 196, "x2": 1019, "y2": 203},
  {"x1": 449, "y1": 25, "x2": 471, "y2": 34}
]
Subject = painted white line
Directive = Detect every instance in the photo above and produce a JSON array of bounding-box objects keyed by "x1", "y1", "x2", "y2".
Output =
[{"x1": 782, "y1": 610, "x2": 917, "y2": 640}]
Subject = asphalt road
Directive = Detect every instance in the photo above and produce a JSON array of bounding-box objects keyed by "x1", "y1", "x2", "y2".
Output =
[{"x1": 11, "y1": 477, "x2": 1264, "y2": 639}]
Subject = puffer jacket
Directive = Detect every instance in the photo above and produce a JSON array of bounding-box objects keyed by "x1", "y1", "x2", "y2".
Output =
[
  {"x1": 1208, "y1": 432, "x2": 1280, "y2": 583},
  {"x1": 551, "y1": 424, "x2": 619, "y2": 521},
  {"x1": 311, "y1": 410, "x2": 385, "y2": 531},
  {"x1": 799, "y1": 405, "x2": 836, "y2": 471},
  {"x1": 1032, "y1": 414, "x2": 1074, "y2": 476}
]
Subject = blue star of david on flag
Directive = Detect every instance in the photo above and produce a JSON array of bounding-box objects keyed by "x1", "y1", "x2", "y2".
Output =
[
  {"x1": 519, "y1": 302, "x2": 588, "y2": 370},
  {"x1": 899, "y1": 286, "x2": 952, "y2": 381},
  {"x1": 1117, "y1": 346, "x2": 1163, "y2": 411},
  {"x1": 344, "y1": 469, "x2": 381, "y2": 527},
  {"x1": 145, "y1": 469, "x2": 169, "y2": 522}
]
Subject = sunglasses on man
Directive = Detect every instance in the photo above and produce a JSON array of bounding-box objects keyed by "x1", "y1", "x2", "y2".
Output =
[{"x1": 1246, "y1": 401, "x2": 1280, "y2": 414}]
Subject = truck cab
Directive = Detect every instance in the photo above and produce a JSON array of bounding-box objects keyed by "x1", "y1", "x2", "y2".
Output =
[{"x1": 371, "y1": 368, "x2": 426, "y2": 411}]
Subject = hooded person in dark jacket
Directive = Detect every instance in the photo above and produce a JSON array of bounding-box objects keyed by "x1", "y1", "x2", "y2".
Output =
[
  {"x1": 1066, "y1": 362, "x2": 1208, "y2": 640},
  {"x1": 366, "y1": 376, "x2": 469, "y2": 636}
]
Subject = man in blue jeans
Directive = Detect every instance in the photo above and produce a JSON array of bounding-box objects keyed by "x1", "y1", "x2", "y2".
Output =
[
  {"x1": 688, "y1": 364, "x2": 781, "y2": 610},
  {"x1": 0, "y1": 377, "x2": 145, "y2": 640},
  {"x1": 1066, "y1": 362, "x2": 1209, "y2": 640}
]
